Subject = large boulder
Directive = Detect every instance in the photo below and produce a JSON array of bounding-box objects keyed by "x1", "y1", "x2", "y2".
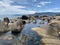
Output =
[
  {"x1": 10, "y1": 18, "x2": 18, "y2": 24},
  {"x1": 0, "y1": 20, "x2": 9, "y2": 33},
  {"x1": 3, "y1": 17, "x2": 10, "y2": 26},
  {"x1": 21, "y1": 15, "x2": 28, "y2": 20},
  {"x1": 48, "y1": 20, "x2": 60, "y2": 37},
  {"x1": 8, "y1": 20, "x2": 24, "y2": 33},
  {"x1": 54, "y1": 16, "x2": 60, "y2": 20}
]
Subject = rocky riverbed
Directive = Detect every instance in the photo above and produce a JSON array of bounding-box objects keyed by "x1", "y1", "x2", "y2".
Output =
[
  {"x1": 0, "y1": 18, "x2": 45, "y2": 45},
  {"x1": 0, "y1": 15, "x2": 60, "y2": 45}
]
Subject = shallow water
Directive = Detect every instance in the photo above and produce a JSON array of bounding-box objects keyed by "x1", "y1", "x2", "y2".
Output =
[{"x1": 0, "y1": 19, "x2": 48, "y2": 45}]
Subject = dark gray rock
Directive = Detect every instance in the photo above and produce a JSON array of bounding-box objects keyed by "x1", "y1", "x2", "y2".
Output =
[
  {"x1": 3, "y1": 17, "x2": 10, "y2": 26},
  {"x1": 21, "y1": 15, "x2": 28, "y2": 20}
]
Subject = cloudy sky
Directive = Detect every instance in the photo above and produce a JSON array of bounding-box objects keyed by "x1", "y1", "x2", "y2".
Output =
[{"x1": 0, "y1": 0, "x2": 60, "y2": 15}]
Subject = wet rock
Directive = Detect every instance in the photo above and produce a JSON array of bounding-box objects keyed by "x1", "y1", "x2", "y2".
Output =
[
  {"x1": 40, "y1": 21, "x2": 44, "y2": 24},
  {"x1": 32, "y1": 20, "x2": 37, "y2": 24}
]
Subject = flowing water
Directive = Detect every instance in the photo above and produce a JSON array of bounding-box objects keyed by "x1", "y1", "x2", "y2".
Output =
[{"x1": 0, "y1": 15, "x2": 48, "y2": 45}]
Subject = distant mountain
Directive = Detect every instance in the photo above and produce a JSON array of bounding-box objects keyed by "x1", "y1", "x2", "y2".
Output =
[
  {"x1": 13, "y1": 12, "x2": 60, "y2": 16},
  {"x1": 33, "y1": 12, "x2": 60, "y2": 16}
]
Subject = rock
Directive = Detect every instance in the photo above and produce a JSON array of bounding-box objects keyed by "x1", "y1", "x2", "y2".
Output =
[
  {"x1": 29, "y1": 16, "x2": 36, "y2": 20},
  {"x1": 46, "y1": 16, "x2": 52, "y2": 23},
  {"x1": 0, "y1": 20, "x2": 9, "y2": 33},
  {"x1": 0, "y1": 35, "x2": 15, "y2": 41},
  {"x1": 3, "y1": 17, "x2": 10, "y2": 26},
  {"x1": 48, "y1": 20, "x2": 60, "y2": 37},
  {"x1": 22, "y1": 21, "x2": 26, "y2": 25},
  {"x1": 32, "y1": 25, "x2": 60, "y2": 45},
  {"x1": 41, "y1": 38, "x2": 60, "y2": 45},
  {"x1": 54, "y1": 16, "x2": 60, "y2": 20},
  {"x1": 19, "y1": 34, "x2": 27, "y2": 43},
  {"x1": 40, "y1": 16, "x2": 54, "y2": 23},
  {"x1": 8, "y1": 20, "x2": 24, "y2": 33},
  {"x1": 33, "y1": 20, "x2": 36, "y2": 23},
  {"x1": 32, "y1": 27, "x2": 50, "y2": 38},
  {"x1": 34, "y1": 15, "x2": 39, "y2": 18},
  {"x1": 21, "y1": 15, "x2": 28, "y2": 20},
  {"x1": 32, "y1": 24, "x2": 60, "y2": 38},
  {"x1": 10, "y1": 18, "x2": 17, "y2": 23},
  {"x1": 12, "y1": 41, "x2": 20, "y2": 45},
  {"x1": 40, "y1": 21, "x2": 44, "y2": 24}
]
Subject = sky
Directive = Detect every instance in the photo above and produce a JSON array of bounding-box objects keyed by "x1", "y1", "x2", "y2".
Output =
[{"x1": 0, "y1": 0, "x2": 60, "y2": 15}]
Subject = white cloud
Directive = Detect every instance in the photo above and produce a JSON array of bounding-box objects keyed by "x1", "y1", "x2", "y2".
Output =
[
  {"x1": 53, "y1": 8, "x2": 60, "y2": 10},
  {"x1": 37, "y1": 1, "x2": 51, "y2": 7},
  {"x1": 33, "y1": 0, "x2": 37, "y2": 2},
  {"x1": 13, "y1": 6, "x2": 26, "y2": 9},
  {"x1": 40, "y1": 1, "x2": 51, "y2": 6},
  {"x1": 0, "y1": 0, "x2": 36, "y2": 15},
  {"x1": 12, "y1": 0, "x2": 28, "y2": 4},
  {"x1": 39, "y1": 8, "x2": 60, "y2": 12},
  {"x1": 37, "y1": 5, "x2": 41, "y2": 7}
]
